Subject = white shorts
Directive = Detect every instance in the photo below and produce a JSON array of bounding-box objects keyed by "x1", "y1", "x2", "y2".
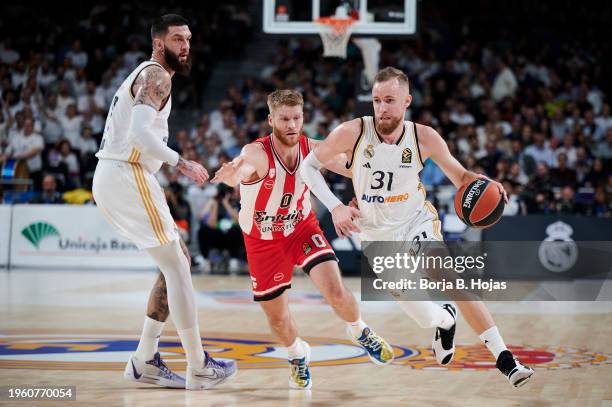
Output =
[
  {"x1": 360, "y1": 201, "x2": 443, "y2": 244},
  {"x1": 394, "y1": 202, "x2": 443, "y2": 245},
  {"x1": 92, "y1": 159, "x2": 178, "y2": 249}
]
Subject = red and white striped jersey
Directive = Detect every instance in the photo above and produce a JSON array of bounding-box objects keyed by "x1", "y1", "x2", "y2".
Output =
[{"x1": 239, "y1": 134, "x2": 313, "y2": 240}]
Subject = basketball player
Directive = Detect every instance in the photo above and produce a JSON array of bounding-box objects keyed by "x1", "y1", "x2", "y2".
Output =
[
  {"x1": 92, "y1": 14, "x2": 236, "y2": 390},
  {"x1": 211, "y1": 90, "x2": 393, "y2": 389},
  {"x1": 301, "y1": 67, "x2": 534, "y2": 387}
]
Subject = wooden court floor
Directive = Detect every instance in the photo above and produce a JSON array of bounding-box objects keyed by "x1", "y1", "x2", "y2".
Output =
[{"x1": 0, "y1": 269, "x2": 611, "y2": 406}]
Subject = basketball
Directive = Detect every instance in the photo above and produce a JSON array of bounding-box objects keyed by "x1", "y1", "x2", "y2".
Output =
[{"x1": 454, "y1": 178, "x2": 505, "y2": 228}]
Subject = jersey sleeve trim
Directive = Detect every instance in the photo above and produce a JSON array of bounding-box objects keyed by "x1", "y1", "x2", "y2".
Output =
[
  {"x1": 345, "y1": 117, "x2": 365, "y2": 170},
  {"x1": 413, "y1": 121, "x2": 425, "y2": 170}
]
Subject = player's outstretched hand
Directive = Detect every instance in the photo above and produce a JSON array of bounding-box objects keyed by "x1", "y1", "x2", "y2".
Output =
[
  {"x1": 348, "y1": 196, "x2": 359, "y2": 209},
  {"x1": 211, "y1": 157, "x2": 242, "y2": 184},
  {"x1": 177, "y1": 157, "x2": 209, "y2": 186},
  {"x1": 477, "y1": 174, "x2": 508, "y2": 204},
  {"x1": 331, "y1": 204, "x2": 361, "y2": 238}
]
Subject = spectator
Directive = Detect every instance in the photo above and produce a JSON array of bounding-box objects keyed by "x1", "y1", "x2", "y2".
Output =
[
  {"x1": 56, "y1": 81, "x2": 76, "y2": 113},
  {"x1": 524, "y1": 133, "x2": 555, "y2": 167},
  {"x1": 197, "y1": 185, "x2": 244, "y2": 273},
  {"x1": 0, "y1": 40, "x2": 20, "y2": 65},
  {"x1": 550, "y1": 153, "x2": 577, "y2": 188},
  {"x1": 30, "y1": 174, "x2": 64, "y2": 204},
  {"x1": 592, "y1": 128, "x2": 612, "y2": 161},
  {"x1": 478, "y1": 140, "x2": 503, "y2": 177},
  {"x1": 65, "y1": 40, "x2": 88, "y2": 69},
  {"x1": 57, "y1": 140, "x2": 80, "y2": 188},
  {"x1": 492, "y1": 59, "x2": 518, "y2": 102},
  {"x1": 555, "y1": 186, "x2": 584, "y2": 214},
  {"x1": 587, "y1": 187, "x2": 611, "y2": 217},
  {"x1": 165, "y1": 183, "x2": 193, "y2": 242},
  {"x1": 502, "y1": 180, "x2": 526, "y2": 216},
  {"x1": 1, "y1": 117, "x2": 44, "y2": 189},
  {"x1": 584, "y1": 158, "x2": 607, "y2": 189},
  {"x1": 59, "y1": 104, "x2": 83, "y2": 147},
  {"x1": 555, "y1": 133, "x2": 577, "y2": 168},
  {"x1": 77, "y1": 81, "x2": 106, "y2": 115}
]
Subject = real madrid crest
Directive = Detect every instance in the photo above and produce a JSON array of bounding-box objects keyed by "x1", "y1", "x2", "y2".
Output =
[
  {"x1": 364, "y1": 144, "x2": 375, "y2": 159},
  {"x1": 402, "y1": 148, "x2": 412, "y2": 164},
  {"x1": 538, "y1": 221, "x2": 578, "y2": 273}
]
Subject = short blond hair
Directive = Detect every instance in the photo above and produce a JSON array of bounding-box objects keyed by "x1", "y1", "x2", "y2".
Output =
[
  {"x1": 267, "y1": 89, "x2": 304, "y2": 113},
  {"x1": 374, "y1": 67, "x2": 410, "y2": 90}
]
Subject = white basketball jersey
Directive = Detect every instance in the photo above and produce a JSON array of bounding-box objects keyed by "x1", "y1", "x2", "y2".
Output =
[
  {"x1": 95, "y1": 61, "x2": 172, "y2": 174},
  {"x1": 350, "y1": 116, "x2": 427, "y2": 240}
]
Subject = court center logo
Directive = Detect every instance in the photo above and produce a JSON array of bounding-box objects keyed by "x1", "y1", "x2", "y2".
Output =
[
  {"x1": 0, "y1": 332, "x2": 609, "y2": 371},
  {"x1": 538, "y1": 221, "x2": 578, "y2": 273},
  {"x1": 21, "y1": 222, "x2": 60, "y2": 249}
]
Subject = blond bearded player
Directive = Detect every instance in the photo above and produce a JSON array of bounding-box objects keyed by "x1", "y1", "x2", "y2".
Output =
[
  {"x1": 301, "y1": 67, "x2": 534, "y2": 388},
  {"x1": 211, "y1": 90, "x2": 393, "y2": 389},
  {"x1": 92, "y1": 14, "x2": 236, "y2": 390}
]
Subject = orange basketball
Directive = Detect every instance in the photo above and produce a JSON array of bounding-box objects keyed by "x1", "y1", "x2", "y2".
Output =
[{"x1": 454, "y1": 178, "x2": 505, "y2": 228}]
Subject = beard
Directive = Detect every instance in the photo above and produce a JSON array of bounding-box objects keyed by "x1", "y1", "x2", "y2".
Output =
[
  {"x1": 272, "y1": 126, "x2": 300, "y2": 147},
  {"x1": 164, "y1": 46, "x2": 192, "y2": 76},
  {"x1": 375, "y1": 115, "x2": 403, "y2": 136}
]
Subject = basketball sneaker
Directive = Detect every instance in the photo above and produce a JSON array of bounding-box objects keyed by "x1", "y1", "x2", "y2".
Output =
[
  {"x1": 432, "y1": 303, "x2": 457, "y2": 365},
  {"x1": 186, "y1": 350, "x2": 238, "y2": 390},
  {"x1": 348, "y1": 326, "x2": 394, "y2": 365},
  {"x1": 288, "y1": 341, "x2": 312, "y2": 390},
  {"x1": 496, "y1": 350, "x2": 534, "y2": 388},
  {"x1": 124, "y1": 352, "x2": 186, "y2": 388}
]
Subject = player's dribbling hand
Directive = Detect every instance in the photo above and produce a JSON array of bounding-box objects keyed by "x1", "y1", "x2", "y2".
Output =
[
  {"x1": 177, "y1": 157, "x2": 209, "y2": 186},
  {"x1": 477, "y1": 174, "x2": 508, "y2": 204},
  {"x1": 331, "y1": 204, "x2": 361, "y2": 238}
]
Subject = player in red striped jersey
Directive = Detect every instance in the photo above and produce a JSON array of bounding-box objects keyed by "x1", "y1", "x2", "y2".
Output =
[{"x1": 211, "y1": 89, "x2": 393, "y2": 389}]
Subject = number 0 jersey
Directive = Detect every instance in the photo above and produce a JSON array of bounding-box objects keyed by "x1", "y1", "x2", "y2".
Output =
[
  {"x1": 95, "y1": 60, "x2": 172, "y2": 174},
  {"x1": 349, "y1": 116, "x2": 437, "y2": 240},
  {"x1": 239, "y1": 135, "x2": 313, "y2": 240}
]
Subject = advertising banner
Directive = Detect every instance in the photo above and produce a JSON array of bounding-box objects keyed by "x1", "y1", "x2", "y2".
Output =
[{"x1": 10, "y1": 205, "x2": 156, "y2": 270}]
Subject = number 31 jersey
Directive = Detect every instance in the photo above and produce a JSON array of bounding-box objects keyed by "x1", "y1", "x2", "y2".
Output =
[
  {"x1": 349, "y1": 116, "x2": 427, "y2": 240},
  {"x1": 95, "y1": 60, "x2": 172, "y2": 174}
]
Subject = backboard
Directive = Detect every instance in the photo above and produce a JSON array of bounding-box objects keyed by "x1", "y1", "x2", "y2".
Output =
[{"x1": 263, "y1": 0, "x2": 417, "y2": 35}]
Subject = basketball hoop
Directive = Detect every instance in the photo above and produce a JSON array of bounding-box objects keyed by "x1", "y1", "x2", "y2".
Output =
[{"x1": 315, "y1": 17, "x2": 355, "y2": 59}]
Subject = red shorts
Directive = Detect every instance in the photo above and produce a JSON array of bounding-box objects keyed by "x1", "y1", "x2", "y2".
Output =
[{"x1": 243, "y1": 214, "x2": 337, "y2": 301}]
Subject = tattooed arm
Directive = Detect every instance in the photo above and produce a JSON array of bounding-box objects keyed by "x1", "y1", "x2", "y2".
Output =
[
  {"x1": 128, "y1": 66, "x2": 208, "y2": 185},
  {"x1": 132, "y1": 65, "x2": 172, "y2": 110}
]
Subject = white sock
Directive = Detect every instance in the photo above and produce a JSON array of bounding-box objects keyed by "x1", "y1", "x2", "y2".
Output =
[
  {"x1": 347, "y1": 318, "x2": 368, "y2": 338},
  {"x1": 134, "y1": 316, "x2": 165, "y2": 361},
  {"x1": 479, "y1": 326, "x2": 508, "y2": 360},
  {"x1": 287, "y1": 337, "x2": 306, "y2": 359},
  {"x1": 178, "y1": 326, "x2": 206, "y2": 369}
]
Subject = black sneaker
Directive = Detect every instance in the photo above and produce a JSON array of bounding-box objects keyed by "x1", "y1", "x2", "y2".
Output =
[
  {"x1": 496, "y1": 350, "x2": 534, "y2": 388},
  {"x1": 432, "y1": 304, "x2": 457, "y2": 365}
]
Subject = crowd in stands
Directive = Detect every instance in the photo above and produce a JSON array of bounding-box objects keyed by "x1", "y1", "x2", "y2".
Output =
[
  {"x1": 1, "y1": 2, "x2": 610, "y2": 270},
  {"x1": 0, "y1": 1, "x2": 251, "y2": 202}
]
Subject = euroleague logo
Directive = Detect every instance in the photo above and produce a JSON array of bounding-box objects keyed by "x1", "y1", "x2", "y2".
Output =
[{"x1": 0, "y1": 332, "x2": 609, "y2": 371}]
